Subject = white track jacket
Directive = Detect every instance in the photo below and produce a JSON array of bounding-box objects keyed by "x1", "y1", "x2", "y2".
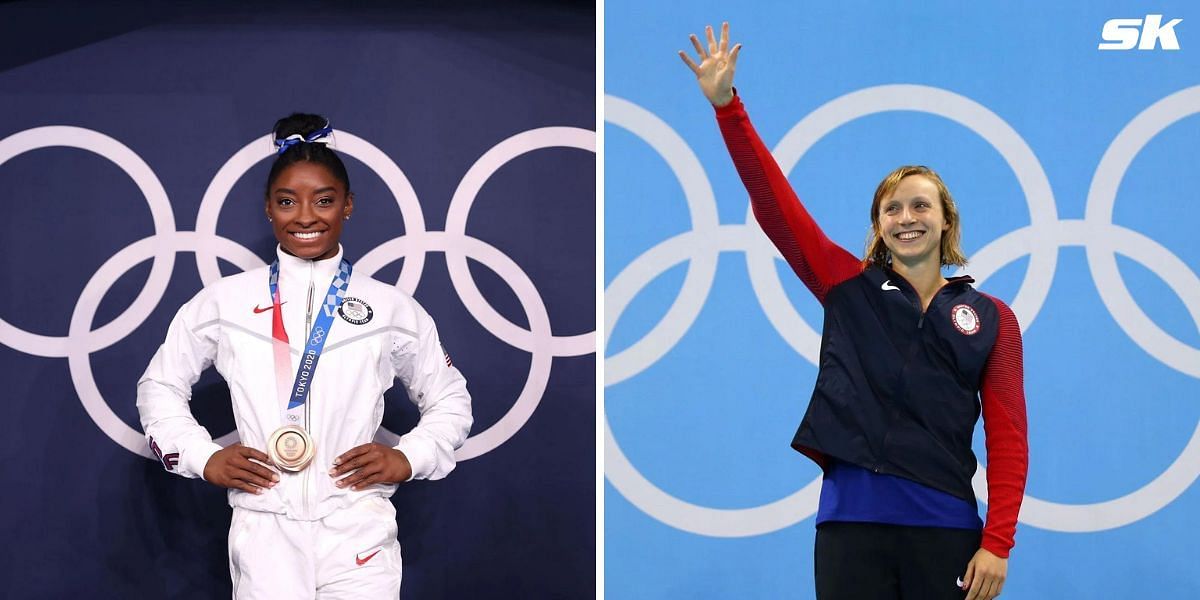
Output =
[{"x1": 136, "y1": 246, "x2": 472, "y2": 520}]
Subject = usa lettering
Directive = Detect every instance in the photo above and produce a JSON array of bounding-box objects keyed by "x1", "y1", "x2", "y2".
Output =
[
  {"x1": 148, "y1": 436, "x2": 179, "y2": 471},
  {"x1": 1099, "y1": 15, "x2": 1182, "y2": 50}
]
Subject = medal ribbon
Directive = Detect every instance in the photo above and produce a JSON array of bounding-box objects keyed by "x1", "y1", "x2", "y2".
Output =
[
  {"x1": 268, "y1": 258, "x2": 352, "y2": 425},
  {"x1": 268, "y1": 266, "x2": 293, "y2": 413}
]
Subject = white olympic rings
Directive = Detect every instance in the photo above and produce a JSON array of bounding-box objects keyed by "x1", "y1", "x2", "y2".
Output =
[
  {"x1": 0, "y1": 124, "x2": 596, "y2": 461},
  {"x1": 604, "y1": 85, "x2": 1200, "y2": 536}
]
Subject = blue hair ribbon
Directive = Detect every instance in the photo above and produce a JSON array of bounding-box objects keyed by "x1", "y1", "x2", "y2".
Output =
[{"x1": 274, "y1": 125, "x2": 334, "y2": 155}]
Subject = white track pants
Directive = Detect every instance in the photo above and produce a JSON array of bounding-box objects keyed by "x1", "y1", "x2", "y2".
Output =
[{"x1": 228, "y1": 496, "x2": 402, "y2": 599}]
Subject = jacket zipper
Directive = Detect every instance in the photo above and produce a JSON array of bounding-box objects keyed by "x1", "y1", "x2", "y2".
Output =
[
  {"x1": 302, "y1": 261, "x2": 314, "y2": 515},
  {"x1": 881, "y1": 279, "x2": 935, "y2": 471}
]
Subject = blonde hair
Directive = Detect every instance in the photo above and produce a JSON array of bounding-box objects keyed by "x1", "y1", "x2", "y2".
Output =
[{"x1": 863, "y1": 165, "x2": 967, "y2": 268}]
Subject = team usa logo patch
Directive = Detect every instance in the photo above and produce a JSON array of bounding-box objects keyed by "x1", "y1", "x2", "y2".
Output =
[
  {"x1": 951, "y1": 304, "x2": 981, "y2": 335},
  {"x1": 338, "y1": 297, "x2": 373, "y2": 325}
]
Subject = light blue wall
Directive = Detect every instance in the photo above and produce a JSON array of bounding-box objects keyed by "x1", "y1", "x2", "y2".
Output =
[{"x1": 605, "y1": 2, "x2": 1200, "y2": 597}]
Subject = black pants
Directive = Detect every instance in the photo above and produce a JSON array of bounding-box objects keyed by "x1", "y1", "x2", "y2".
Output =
[{"x1": 815, "y1": 522, "x2": 981, "y2": 600}]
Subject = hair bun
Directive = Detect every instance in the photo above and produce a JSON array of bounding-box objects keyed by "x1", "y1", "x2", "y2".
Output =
[
  {"x1": 266, "y1": 112, "x2": 351, "y2": 193},
  {"x1": 272, "y1": 113, "x2": 330, "y2": 141}
]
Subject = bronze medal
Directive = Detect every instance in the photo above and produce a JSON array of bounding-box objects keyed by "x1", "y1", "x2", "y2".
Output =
[{"x1": 268, "y1": 424, "x2": 315, "y2": 471}]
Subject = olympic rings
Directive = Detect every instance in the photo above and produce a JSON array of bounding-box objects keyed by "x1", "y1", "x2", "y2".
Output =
[
  {"x1": 0, "y1": 126, "x2": 177, "y2": 358},
  {"x1": 604, "y1": 85, "x2": 1200, "y2": 536},
  {"x1": 605, "y1": 97, "x2": 720, "y2": 386},
  {"x1": 445, "y1": 127, "x2": 596, "y2": 358},
  {"x1": 758, "y1": 85, "x2": 1058, "y2": 360},
  {"x1": 0, "y1": 125, "x2": 596, "y2": 461}
]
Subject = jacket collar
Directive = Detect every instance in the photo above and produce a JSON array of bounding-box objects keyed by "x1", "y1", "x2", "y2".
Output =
[
  {"x1": 874, "y1": 264, "x2": 976, "y2": 288},
  {"x1": 274, "y1": 244, "x2": 344, "y2": 285}
]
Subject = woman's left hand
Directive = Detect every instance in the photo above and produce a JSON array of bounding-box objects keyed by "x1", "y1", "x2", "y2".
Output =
[
  {"x1": 961, "y1": 547, "x2": 1007, "y2": 599},
  {"x1": 330, "y1": 443, "x2": 413, "y2": 490}
]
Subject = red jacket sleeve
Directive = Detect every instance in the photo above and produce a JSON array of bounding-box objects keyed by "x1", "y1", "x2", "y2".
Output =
[
  {"x1": 979, "y1": 295, "x2": 1030, "y2": 558},
  {"x1": 714, "y1": 95, "x2": 861, "y2": 301}
]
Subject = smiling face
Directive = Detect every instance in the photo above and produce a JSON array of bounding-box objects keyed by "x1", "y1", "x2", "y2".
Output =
[
  {"x1": 876, "y1": 174, "x2": 948, "y2": 267},
  {"x1": 865, "y1": 166, "x2": 966, "y2": 269},
  {"x1": 265, "y1": 161, "x2": 353, "y2": 260}
]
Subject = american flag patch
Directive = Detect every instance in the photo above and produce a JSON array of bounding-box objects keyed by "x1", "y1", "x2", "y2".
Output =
[{"x1": 441, "y1": 343, "x2": 453, "y2": 367}]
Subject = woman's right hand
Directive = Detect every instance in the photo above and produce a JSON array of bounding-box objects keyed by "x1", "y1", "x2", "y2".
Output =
[
  {"x1": 679, "y1": 22, "x2": 742, "y2": 108},
  {"x1": 203, "y1": 443, "x2": 279, "y2": 494}
]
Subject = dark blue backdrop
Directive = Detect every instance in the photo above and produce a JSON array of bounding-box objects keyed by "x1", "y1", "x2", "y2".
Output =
[{"x1": 0, "y1": 2, "x2": 595, "y2": 597}]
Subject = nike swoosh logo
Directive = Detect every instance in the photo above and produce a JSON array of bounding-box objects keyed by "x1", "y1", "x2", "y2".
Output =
[
  {"x1": 881, "y1": 280, "x2": 900, "y2": 292},
  {"x1": 356, "y1": 549, "x2": 381, "y2": 566},
  {"x1": 253, "y1": 301, "x2": 287, "y2": 314}
]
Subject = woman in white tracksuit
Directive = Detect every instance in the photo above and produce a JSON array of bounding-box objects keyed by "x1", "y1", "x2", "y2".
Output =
[{"x1": 136, "y1": 113, "x2": 472, "y2": 598}]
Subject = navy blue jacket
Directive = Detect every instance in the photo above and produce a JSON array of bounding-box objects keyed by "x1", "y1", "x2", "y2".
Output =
[{"x1": 793, "y1": 266, "x2": 996, "y2": 503}]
